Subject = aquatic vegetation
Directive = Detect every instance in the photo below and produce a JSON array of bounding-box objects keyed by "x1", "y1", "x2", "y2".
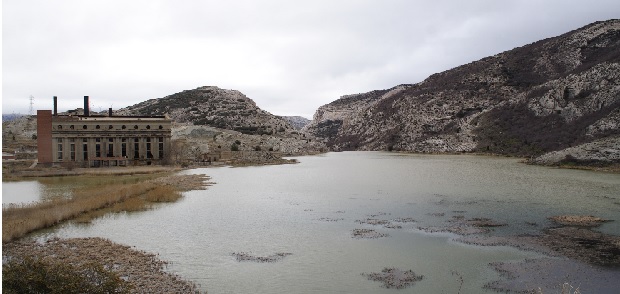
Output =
[
  {"x1": 231, "y1": 252, "x2": 292, "y2": 263},
  {"x1": 418, "y1": 216, "x2": 507, "y2": 236},
  {"x1": 362, "y1": 267, "x2": 424, "y2": 289},
  {"x1": 427, "y1": 212, "x2": 446, "y2": 217},
  {"x1": 367, "y1": 212, "x2": 390, "y2": 217},
  {"x1": 351, "y1": 229, "x2": 389, "y2": 239},
  {"x1": 355, "y1": 218, "x2": 391, "y2": 226},
  {"x1": 392, "y1": 217, "x2": 416, "y2": 223},
  {"x1": 548, "y1": 215, "x2": 612, "y2": 227},
  {"x1": 317, "y1": 217, "x2": 344, "y2": 222}
]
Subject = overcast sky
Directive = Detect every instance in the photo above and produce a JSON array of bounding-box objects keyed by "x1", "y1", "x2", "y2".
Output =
[{"x1": 3, "y1": 0, "x2": 619, "y2": 118}]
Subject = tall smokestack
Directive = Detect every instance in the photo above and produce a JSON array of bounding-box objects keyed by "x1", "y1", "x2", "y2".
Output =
[
  {"x1": 53, "y1": 96, "x2": 58, "y2": 116},
  {"x1": 109, "y1": 107, "x2": 113, "y2": 117},
  {"x1": 84, "y1": 96, "x2": 89, "y2": 116}
]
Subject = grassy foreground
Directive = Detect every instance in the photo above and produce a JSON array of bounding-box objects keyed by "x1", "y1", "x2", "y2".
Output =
[{"x1": 2, "y1": 173, "x2": 210, "y2": 243}]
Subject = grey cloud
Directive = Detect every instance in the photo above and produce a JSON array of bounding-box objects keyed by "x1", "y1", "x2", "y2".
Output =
[{"x1": 3, "y1": 0, "x2": 620, "y2": 118}]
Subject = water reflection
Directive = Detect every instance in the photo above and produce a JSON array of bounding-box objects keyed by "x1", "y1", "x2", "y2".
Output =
[
  {"x1": 2, "y1": 181, "x2": 43, "y2": 204},
  {"x1": 2, "y1": 173, "x2": 164, "y2": 205}
]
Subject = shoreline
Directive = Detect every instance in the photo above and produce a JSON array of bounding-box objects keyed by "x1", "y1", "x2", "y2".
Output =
[
  {"x1": 416, "y1": 214, "x2": 620, "y2": 293},
  {"x1": 3, "y1": 156, "x2": 620, "y2": 293},
  {"x1": 2, "y1": 170, "x2": 213, "y2": 293},
  {"x1": 3, "y1": 237, "x2": 203, "y2": 293}
]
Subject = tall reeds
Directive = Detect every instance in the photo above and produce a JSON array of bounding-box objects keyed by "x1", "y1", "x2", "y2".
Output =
[{"x1": 2, "y1": 182, "x2": 181, "y2": 243}]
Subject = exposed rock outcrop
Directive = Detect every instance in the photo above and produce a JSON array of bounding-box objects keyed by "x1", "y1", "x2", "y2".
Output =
[
  {"x1": 118, "y1": 86, "x2": 296, "y2": 136},
  {"x1": 119, "y1": 86, "x2": 327, "y2": 157},
  {"x1": 305, "y1": 20, "x2": 620, "y2": 161},
  {"x1": 531, "y1": 135, "x2": 620, "y2": 166},
  {"x1": 281, "y1": 116, "x2": 311, "y2": 130}
]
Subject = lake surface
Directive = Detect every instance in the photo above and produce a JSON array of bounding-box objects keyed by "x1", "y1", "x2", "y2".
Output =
[{"x1": 7, "y1": 152, "x2": 620, "y2": 293}]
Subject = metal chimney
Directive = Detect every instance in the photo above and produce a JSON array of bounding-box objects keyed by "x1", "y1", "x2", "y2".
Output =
[
  {"x1": 53, "y1": 96, "x2": 58, "y2": 116},
  {"x1": 109, "y1": 107, "x2": 113, "y2": 117},
  {"x1": 84, "y1": 96, "x2": 89, "y2": 116}
]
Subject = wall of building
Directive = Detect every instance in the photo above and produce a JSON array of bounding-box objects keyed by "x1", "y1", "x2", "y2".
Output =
[
  {"x1": 38, "y1": 112, "x2": 172, "y2": 167},
  {"x1": 36, "y1": 110, "x2": 53, "y2": 164}
]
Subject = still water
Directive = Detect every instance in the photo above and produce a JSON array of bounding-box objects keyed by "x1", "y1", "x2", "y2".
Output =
[{"x1": 8, "y1": 152, "x2": 620, "y2": 293}]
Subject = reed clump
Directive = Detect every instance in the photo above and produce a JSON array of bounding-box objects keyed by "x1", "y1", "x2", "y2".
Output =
[
  {"x1": 2, "y1": 174, "x2": 206, "y2": 243},
  {"x1": 143, "y1": 185, "x2": 182, "y2": 202}
]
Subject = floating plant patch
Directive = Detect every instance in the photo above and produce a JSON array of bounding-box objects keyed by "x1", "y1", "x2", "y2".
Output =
[
  {"x1": 427, "y1": 212, "x2": 445, "y2": 217},
  {"x1": 548, "y1": 215, "x2": 612, "y2": 227},
  {"x1": 392, "y1": 217, "x2": 416, "y2": 223},
  {"x1": 356, "y1": 218, "x2": 391, "y2": 226},
  {"x1": 356, "y1": 218, "x2": 403, "y2": 229},
  {"x1": 317, "y1": 217, "x2": 344, "y2": 222},
  {"x1": 368, "y1": 212, "x2": 390, "y2": 217},
  {"x1": 362, "y1": 267, "x2": 424, "y2": 289},
  {"x1": 351, "y1": 229, "x2": 389, "y2": 239},
  {"x1": 466, "y1": 217, "x2": 507, "y2": 228},
  {"x1": 383, "y1": 223, "x2": 403, "y2": 229},
  {"x1": 231, "y1": 252, "x2": 292, "y2": 263}
]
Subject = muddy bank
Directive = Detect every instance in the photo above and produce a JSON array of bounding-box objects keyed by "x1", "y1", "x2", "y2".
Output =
[{"x1": 3, "y1": 237, "x2": 203, "y2": 293}]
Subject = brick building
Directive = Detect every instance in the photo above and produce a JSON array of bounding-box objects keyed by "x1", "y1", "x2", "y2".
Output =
[{"x1": 37, "y1": 96, "x2": 172, "y2": 167}]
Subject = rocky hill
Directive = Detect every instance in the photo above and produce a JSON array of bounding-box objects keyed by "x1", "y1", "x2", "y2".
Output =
[
  {"x1": 281, "y1": 116, "x2": 311, "y2": 130},
  {"x1": 305, "y1": 20, "x2": 620, "y2": 165},
  {"x1": 119, "y1": 86, "x2": 298, "y2": 137},
  {"x1": 118, "y1": 86, "x2": 325, "y2": 156}
]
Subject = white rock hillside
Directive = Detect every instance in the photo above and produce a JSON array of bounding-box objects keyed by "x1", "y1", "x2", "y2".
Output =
[{"x1": 305, "y1": 19, "x2": 620, "y2": 166}]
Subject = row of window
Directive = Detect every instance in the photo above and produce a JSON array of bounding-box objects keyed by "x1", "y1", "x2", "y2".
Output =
[
  {"x1": 56, "y1": 137, "x2": 165, "y2": 161},
  {"x1": 56, "y1": 124, "x2": 165, "y2": 130}
]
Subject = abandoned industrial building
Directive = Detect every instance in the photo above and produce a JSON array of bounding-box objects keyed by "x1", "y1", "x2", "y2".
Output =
[{"x1": 37, "y1": 96, "x2": 172, "y2": 167}]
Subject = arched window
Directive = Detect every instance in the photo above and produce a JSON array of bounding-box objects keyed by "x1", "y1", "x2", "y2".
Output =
[
  {"x1": 95, "y1": 125, "x2": 100, "y2": 129},
  {"x1": 158, "y1": 125, "x2": 163, "y2": 130},
  {"x1": 109, "y1": 125, "x2": 113, "y2": 129},
  {"x1": 146, "y1": 125, "x2": 151, "y2": 129},
  {"x1": 134, "y1": 125, "x2": 139, "y2": 129},
  {"x1": 70, "y1": 125, "x2": 74, "y2": 130},
  {"x1": 58, "y1": 125, "x2": 63, "y2": 129},
  {"x1": 83, "y1": 125, "x2": 87, "y2": 130},
  {"x1": 122, "y1": 125, "x2": 126, "y2": 129}
]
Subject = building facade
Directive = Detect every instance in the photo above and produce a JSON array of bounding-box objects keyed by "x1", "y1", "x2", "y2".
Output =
[{"x1": 37, "y1": 96, "x2": 172, "y2": 167}]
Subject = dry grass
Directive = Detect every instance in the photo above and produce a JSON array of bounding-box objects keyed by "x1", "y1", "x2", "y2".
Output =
[
  {"x1": 2, "y1": 174, "x2": 208, "y2": 243},
  {"x1": 143, "y1": 185, "x2": 182, "y2": 202},
  {"x1": 2, "y1": 164, "x2": 181, "y2": 181},
  {"x1": 3, "y1": 182, "x2": 155, "y2": 242}
]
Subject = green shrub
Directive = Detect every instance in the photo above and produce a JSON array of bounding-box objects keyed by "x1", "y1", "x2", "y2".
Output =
[{"x1": 2, "y1": 255, "x2": 131, "y2": 294}]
